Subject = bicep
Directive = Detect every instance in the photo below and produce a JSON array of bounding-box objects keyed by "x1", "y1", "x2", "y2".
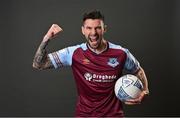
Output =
[
  {"x1": 32, "y1": 55, "x2": 54, "y2": 70},
  {"x1": 42, "y1": 56, "x2": 54, "y2": 69}
]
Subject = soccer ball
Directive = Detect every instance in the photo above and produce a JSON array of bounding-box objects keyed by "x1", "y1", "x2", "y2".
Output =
[{"x1": 114, "y1": 74, "x2": 143, "y2": 102}]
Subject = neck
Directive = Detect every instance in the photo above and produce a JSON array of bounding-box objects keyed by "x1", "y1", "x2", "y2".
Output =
[{"x1": 88, "y1": 39, "x2": 107, "y2": 54}]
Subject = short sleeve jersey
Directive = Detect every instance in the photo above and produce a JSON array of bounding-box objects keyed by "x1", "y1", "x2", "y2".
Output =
[{"x1": 48, "y1": 42, "x2": 140, "y2": 117}]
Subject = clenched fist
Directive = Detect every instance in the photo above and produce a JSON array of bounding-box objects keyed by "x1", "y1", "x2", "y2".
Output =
[{"x1": 43, "y1": 24, "x2": 63, "y2": 42}]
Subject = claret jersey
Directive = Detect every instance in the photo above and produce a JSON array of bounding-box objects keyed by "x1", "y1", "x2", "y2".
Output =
[{"x1": 48, "y1": 42, "x2": 140, "y2": 117}]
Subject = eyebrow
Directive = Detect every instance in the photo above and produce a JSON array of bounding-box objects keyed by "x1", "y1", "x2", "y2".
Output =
[{"x1": 84, "y1": 25, "x2": 102, "y2": 28}]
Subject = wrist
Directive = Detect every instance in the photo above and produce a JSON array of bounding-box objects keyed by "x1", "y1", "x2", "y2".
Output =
[
  {"x1": 43, "y1": 35, "x2": 50, "y2": 42},
  {"x1": 143, "y1": 90, "x2": 149, "y2": 95},
  {"x1": 40, "y1": 39, "x2": 49, "y2": 50}
]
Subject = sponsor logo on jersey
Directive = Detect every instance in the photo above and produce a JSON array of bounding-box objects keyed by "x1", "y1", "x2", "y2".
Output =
[
  {"x1": 107, "y1": 58, "x2": 119, "y2": 68},
  {"x1": 84, "y1": 73, "x2": 93, "y2": 81},
  {"x1": 84, "y1": 72, "x2": 116, "y2": 82}
]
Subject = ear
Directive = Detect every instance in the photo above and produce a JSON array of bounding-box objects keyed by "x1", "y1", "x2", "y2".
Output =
[
  {"x1": 81, "y1": 26, "x2": 85, "y2": 35},
  {"x1": 104, "y1": 25, "x2": 107, "y2": 33}
]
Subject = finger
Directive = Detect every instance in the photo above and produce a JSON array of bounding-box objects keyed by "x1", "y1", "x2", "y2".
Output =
[
  {"x1": 125, "y1": 99, "x2": 137, "y2": 102},
  {"x1": 124, "y1": 101, "x2": 135, "y2": 105},
  {"x1": 126, "y1": 98, "x2": 141, "y2": 104},
  {"x1": 124, "y1": 101, "x2": 140, "y2": 105},
  {"x1": 125, "y1": 99, "x2": 141, "y2": 104}
]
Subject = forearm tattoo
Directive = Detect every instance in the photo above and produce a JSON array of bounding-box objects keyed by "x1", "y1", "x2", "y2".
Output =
[
  {"x1": 35, "y1": 42, "x2": 47, "y2": 63},
  {"x1": 33, "y1": 41, "x2": 53, "y2": 69},
  {"x1": 136, "y1": 68, "x2": 149, "y2": 93}
]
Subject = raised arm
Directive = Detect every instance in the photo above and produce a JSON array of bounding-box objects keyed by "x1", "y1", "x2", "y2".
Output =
[{"x1": 32, "y1": 24, "x2": 63, "y2": 70}]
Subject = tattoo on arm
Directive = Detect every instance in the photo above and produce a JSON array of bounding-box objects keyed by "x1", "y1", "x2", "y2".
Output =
[
  {"x1": 33, "y1": 41, "x2": 54, "y2": 69},
  {"x1": 136, "y1": 67, "x2": 149, "y2": 94},
  {"x1": 35, "y1": 41, "x2": 47, "y2": 63}
]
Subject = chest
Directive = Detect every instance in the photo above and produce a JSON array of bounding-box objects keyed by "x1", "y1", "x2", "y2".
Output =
[{"x1": 72, "y1": 48, "x2": 127, "y2": 72}]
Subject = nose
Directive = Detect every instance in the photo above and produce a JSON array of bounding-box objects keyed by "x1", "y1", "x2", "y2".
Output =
[{"x1": 91, "y1": 28, "x2": 97, "y2": 35}]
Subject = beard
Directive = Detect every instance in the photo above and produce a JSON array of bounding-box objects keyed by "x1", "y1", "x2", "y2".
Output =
[
  {"x1": 88, "y1": 34, "x2": 99, "y2": 42},
  {"x1": 87, "y1": 34, "x2": 102, "y2": 49}
]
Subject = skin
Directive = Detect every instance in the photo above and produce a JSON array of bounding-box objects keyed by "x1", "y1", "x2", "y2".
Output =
[
  {"x1": 125, "y1": 67, "x2": 149, "y2": 105},
  {"x1": 81, "y1": 19, "x2": 149, "y2": 104},
  {"x1": 81, "y1": 19, "x2": 107, "y2": 54},
  {"x1": 32, "y1": 24, "x2": 62, "y2": 69},
  {"x1": 32, "y1": 41, "x2": 53, "y2": 70},
  {"x1": 32, "y1": 20, "x2": 149, "y2": 105}
]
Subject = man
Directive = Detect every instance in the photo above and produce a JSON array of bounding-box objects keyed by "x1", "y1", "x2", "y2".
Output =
[{"x1": 32, "y1": 10, "x2": 149, "y2": 117}]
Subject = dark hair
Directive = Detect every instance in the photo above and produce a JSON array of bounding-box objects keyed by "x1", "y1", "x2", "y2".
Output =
[{"x1": 83, "y1": 10, "x2": 105, "y2": 23}]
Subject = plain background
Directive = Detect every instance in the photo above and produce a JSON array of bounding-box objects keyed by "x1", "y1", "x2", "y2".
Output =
[{"x1": 0, "y1": 0, "x2": 180, "y2": 117}]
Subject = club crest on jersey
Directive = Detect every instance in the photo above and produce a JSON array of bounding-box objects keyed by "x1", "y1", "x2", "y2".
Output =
[{"x1": 107, "y1": 58, "x2": 119, "y2": 68}]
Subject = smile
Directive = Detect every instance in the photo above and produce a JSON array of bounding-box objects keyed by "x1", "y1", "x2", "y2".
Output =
[{"x1": 89, "y1": 35, "x2": 99, "y2": 42}]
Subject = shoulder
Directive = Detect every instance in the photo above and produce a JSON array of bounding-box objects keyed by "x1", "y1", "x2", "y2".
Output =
[
  {"x1": 65, "y1": 43, "x2": 87, "y2": 53},
  {"x1": 79, "y1": 43, "x2": 88, "y2": 51},
  {"x1": 69, "y1": 43, "x2": 87, "y2": 49},
  {"x1": 108, "y1": 42, "x2": 128, "y2": 53},
  {"x1": 108, "y1": 42, "x2": 137, "y2": 59}
]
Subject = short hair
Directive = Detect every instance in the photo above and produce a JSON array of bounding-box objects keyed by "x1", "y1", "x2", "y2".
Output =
[{"x1": 83, "y1": 10, "x2": 105, "y2": 23}]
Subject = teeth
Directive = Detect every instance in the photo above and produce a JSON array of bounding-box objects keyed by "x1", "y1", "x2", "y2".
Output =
[
  {"x1": 90, "y1": 36, "x2": 97, "y2": 40},
  {"x1": 90, "y1": 36, "x2": 96, "y2": 38}
]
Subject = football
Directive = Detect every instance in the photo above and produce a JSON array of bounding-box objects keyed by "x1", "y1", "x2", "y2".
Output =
[{"x1": 114, "y1": 74, "x2": 143, "y2": 102}]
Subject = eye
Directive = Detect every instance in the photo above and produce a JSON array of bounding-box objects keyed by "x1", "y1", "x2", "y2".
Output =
[
  {"x1": 96, "y1": 26, "x2": 102, "y2": 30},
  {"x1": 86, "y1": 26, "x2": 92, "y2": 30}
]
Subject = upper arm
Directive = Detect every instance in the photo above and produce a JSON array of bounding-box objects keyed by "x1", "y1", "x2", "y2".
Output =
[
  {"x1": 33, "y1": 56, "x2": 54, "y2": 70},
  {"x1": 48, "y1": 45, "x2": 80, "y2": 69},
  {"x1": 123, "y1": 49, "x2": 149, "y2": 94},
  {"x1": 42, "y1": 56, "x2": 54, "y2": 69},
  {"x1": 124, "y1": 49, "x2": 140, "y2": 73}
]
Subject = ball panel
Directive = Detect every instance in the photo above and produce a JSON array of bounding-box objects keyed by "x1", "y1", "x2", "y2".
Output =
[
  {"x1": 122, "y1": 76, "x2": 134, "y2": 88},
  {"x1": 114, "y1": 74, "x2": 143, "y2": 101},
  {"x1": 134, "y1": 79, "x2": 143, "y2": 90},
  {"x1": 117, "y1": 86, "x2": 133, "y2": 101},
  {"x1": 124, "y1": 86, "x2": 141, "y2": 98}
]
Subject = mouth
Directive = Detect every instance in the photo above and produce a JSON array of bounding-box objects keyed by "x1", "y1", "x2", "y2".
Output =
[{"x1": 89, "y1": 35, "x2": 99, "y2": 42}]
